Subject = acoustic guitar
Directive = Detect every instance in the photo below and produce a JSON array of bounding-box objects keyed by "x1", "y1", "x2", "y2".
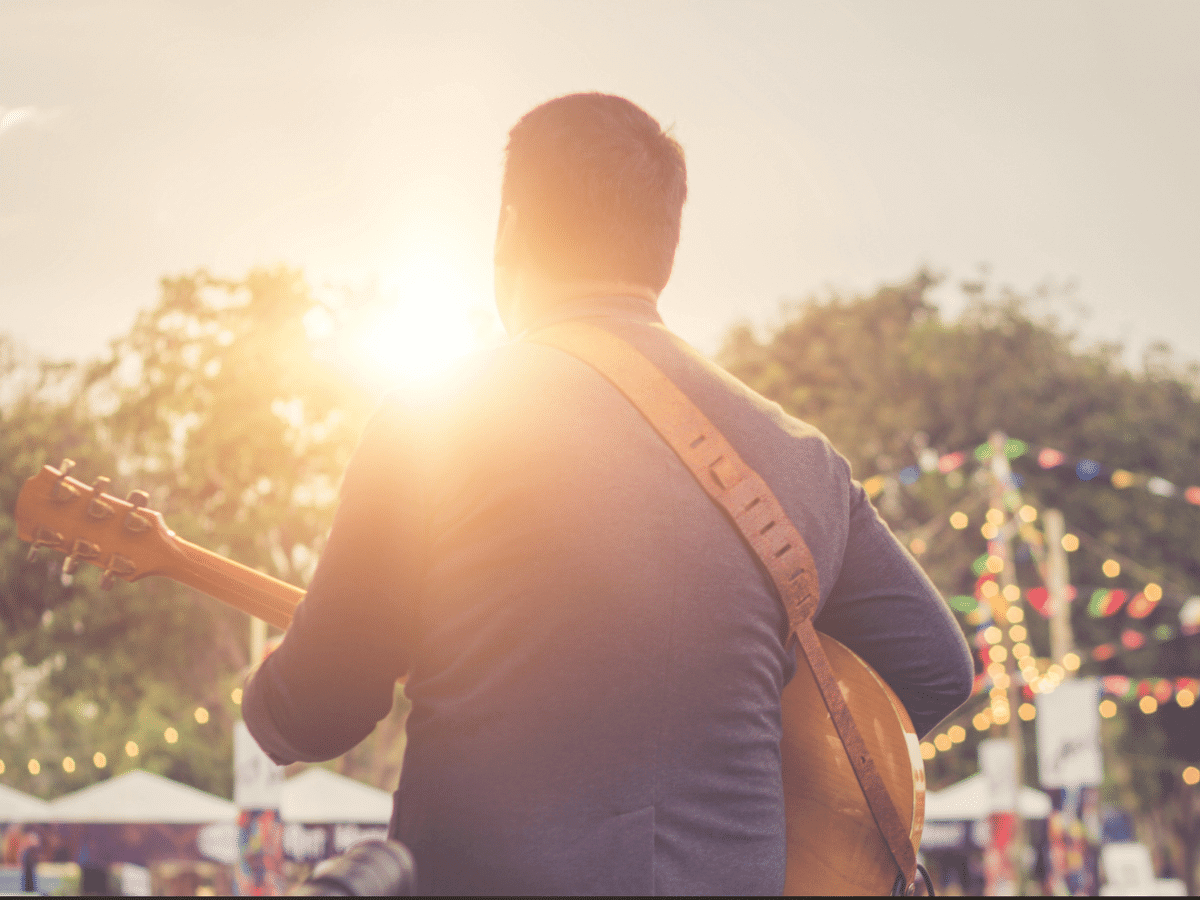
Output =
[{"x1": 16, "y1": 460, "x2": 924, "y2": 894}]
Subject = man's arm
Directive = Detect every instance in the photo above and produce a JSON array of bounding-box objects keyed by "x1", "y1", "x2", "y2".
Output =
[
  {"x1": 814, "y1": 477, "x2": 975, "y2": 738},
  {"x1": 243, "y1": 398, "x2": 425, "y2": 764}
]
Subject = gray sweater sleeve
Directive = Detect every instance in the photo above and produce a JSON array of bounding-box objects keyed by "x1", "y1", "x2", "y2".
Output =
[{"x1": 813, "y1": 477, "x2": 975, "y2": 738}]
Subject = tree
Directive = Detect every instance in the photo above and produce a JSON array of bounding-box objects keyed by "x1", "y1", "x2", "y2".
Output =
[{"x1": 0, "y1": 267, "x2": 388, "y2": 798}]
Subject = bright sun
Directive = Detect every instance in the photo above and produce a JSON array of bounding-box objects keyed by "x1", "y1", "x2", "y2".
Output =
[{"x1": 354, "y1": 255, "x2": 494, "y2": 388}]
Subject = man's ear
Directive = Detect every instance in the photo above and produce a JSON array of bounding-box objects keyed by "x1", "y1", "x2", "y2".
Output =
[{"x1": 494, "y1": 204, "x2": 521, "y2": 268}]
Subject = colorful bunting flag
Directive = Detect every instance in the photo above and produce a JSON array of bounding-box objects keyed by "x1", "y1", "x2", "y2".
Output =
[{"x1": 1089, "y1": 589, "x2": 1127, "y2": 617}]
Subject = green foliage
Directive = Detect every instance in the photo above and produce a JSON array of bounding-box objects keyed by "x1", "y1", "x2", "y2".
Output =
[{"x1": 0, "y1": 268, "x2": 378, "y2": 799}]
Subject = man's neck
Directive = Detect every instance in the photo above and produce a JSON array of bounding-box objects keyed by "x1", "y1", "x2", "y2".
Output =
[{"x1": 501, "y1": 275, "x2": 659, "y2": 336}]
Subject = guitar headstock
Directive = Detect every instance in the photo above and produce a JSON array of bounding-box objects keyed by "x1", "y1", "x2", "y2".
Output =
[{"x1": 15, "y1": 460, "x2": 178, "y2": 588}]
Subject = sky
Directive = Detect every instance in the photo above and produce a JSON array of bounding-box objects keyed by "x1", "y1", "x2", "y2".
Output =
[{"x1": 2, "y1": 1, "x2": 1199, "y2": 376}]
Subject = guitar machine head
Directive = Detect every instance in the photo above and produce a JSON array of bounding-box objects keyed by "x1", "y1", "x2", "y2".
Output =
[{"x1": 15, "y1": 460, "x2": 176, "y2": 588}]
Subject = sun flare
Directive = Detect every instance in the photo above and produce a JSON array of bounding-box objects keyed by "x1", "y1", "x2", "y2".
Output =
[{"x1": 347, "y1": 255, "x2": 496, "y2": 389}]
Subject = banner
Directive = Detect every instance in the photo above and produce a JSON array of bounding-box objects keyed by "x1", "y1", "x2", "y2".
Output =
[{"x1": 1034, "y1": 679, "x2": 1102, "y2": 788}]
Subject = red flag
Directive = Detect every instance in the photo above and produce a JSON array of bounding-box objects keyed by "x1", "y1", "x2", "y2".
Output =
[
  {"x1": 1127, "y1": 592, "x2": 1159, "y2": 619},
  {"x1": 1120, "y1": 629, "x2": 1146, "y2": 650}
]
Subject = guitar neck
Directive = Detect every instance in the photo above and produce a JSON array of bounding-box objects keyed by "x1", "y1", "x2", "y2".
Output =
[{"x1": 165, "y1": 536, "x2": 303, "y2": 630}]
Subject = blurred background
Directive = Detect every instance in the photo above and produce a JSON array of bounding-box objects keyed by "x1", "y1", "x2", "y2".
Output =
[{"x1": 2, "y1": 1, "x2": 1198, "y2": 894}]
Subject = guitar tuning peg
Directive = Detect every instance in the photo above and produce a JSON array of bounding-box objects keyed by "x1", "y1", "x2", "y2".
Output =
[
  {"x1": 123, "y1": 490, "x2": 153, "y2": 534},
  {"x1": 51, "y1": 460, "x2": 81, "y2": 503},
  {"x1": 62, "y1": 556, "x2": 80, "y2": 576},
  {"x1": 87, "y1": 476, "x2": 116, "y2": 520}
]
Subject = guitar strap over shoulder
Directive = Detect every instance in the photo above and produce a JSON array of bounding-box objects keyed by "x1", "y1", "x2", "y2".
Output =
[{"x1": 528, "y1": 320, "x2": 920, "y2": 893}]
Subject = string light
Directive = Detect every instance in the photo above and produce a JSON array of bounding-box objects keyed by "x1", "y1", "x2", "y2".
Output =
[
  {"x1": 1009, "y1": 625, "x2": 1028, "y2": 642},
  {"x1": 973, "y1": 712, "x2": 991, "y2": 731},
  {"x1": 125, "y1": 741, "x2": 139, "y2": 757},
  {"x1": 231, "y1": 688, "x2": 243, "y2": 705},
  {"x1": 1179, "y1": 690, "x2": 1196, "y2": 709},
  {"x1": 1099, "y1": 700, "x2": 1117, "y2": 718},
  {"x1": 28, "y1": 759, "x2": 40, "y2": 775},
  {"x1": 934, "y1": 734, "x2": 952, "y2": 752},
  {"x1": 920, "y1": 742, "x2": 936, "y2": 760},
  {"x1": 1018, "y1": 703, "x2": 1037, "y2": 721},
  {"x1": 194, "y1": 707, "x2": 210, "y2": 724},
  {"x1": 62, "y1": 756, "x2": 75, "y2": 773},
  {"x1": 1063, "y1": 653, "x2": 1080, "y2": 671},
  {"x1": 948, "y1": 725, "x2": 966, "y2": 743},
  {"x1": 1018, "y1": 505, "x2": 1037, "y2": 523},
  {"x1": 950, "y1": 512, "x2": 969, "y2": 530},
  {"x1": 93, "y1": 752, "x2": 107, "y2": 768},
  {"x1": 1184, "y1": 767, "x2": 1200, "y2": 786},
  {"x1": 1102, "y1": 559, "x2": 1121, "y2": 578},
  {"x1": 164, "y1": 727, "x2": 179, "y2": 744},
  {"x1": 0, "y1": 760, "x2": 5, "y2": 775},
  {"x1": 1006, "y1": 606, "x2": 1024, "y2": 624},
  {"x1": 981, "y1": 522, "x2": 999, "y2": 540},
  {"x1": 986, "y1": 508, "x2": 1005, "y2": 526},
  {"x1": 1062, "y1": 534, "x2": 1080, "y2": 552}
]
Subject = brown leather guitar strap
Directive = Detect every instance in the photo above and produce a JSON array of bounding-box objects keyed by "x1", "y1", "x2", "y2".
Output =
[{"x1": 528, "y1": 320, "x2": 919, "y2": 891}]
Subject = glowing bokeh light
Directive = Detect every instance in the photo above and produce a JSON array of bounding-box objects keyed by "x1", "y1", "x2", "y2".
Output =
[
  {"x1": 1062, "y1": 534, "x2": 1080, "y2": 552},
  {"x1": 27, "y1": 759, "x2": 40, "y2": 775},
  {"x1": 1139, "y1": 696, "x2": 1158, "y2": 715},
  {"x1": 949, "y1": 511, "x2": 969, "y2": 529},
  {"x1": 195, "y1": 707, "x2": 210, "y2": 724},
  {"x1": 1018, "y1": 703, "x2": 1036, "y2": 721},
  {"x1": 126, "y1": 741, "x2": 139, "y2": 757},
  {"x1": 1006, "y1": 606, "x2": 1024, "y2": 624},
  {"x1": 1184, "y1": 766, "x2": 1200, "y2": 786},
  {"x1": 934, "y1": 734, "x2": 952, "y2": 752},
  {"x1": 164, "y1": 727, "x2": 179, "y2": 744},
  {"x1": 62, "y1": 756, "x2": 75, "y2": 773},
  {"x1": 93, "y1": 752, "x2": 107, "y2": 768},
  {"x1": 1102, "y1": 559, "x2": 1121, "y2": 578},
  {"x1": 920, "y1": 742, "x2": 936, "y2": 760},
  {"x1": 1099, "y1": 700, "x2": 1117, "y2": 718},
  {"x1": 1063, "y1": 652, "x2": 1080, "y2": 671}
]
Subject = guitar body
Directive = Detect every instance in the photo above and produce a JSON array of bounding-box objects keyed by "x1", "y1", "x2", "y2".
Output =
[
  {"x1": 17, "y1": 462, "x2": 924, "y2": 894},
  {"x1": 782, "y1": 632, "x2": 925, "y2": 895}
]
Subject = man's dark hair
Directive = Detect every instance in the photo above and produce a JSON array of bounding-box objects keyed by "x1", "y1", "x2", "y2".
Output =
[{"x1": 502, "y1": 93, "x2": 687, "y2": 294}]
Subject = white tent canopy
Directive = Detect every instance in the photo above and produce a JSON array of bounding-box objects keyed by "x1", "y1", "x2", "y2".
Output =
[
  {"x1": 281, "y1": 768, "x2": 392, "y2": 825},
  {"x1": 925, "y1": 773, "x2": 1052, "y2": 822},
  {"x1": 47, "y1": 769, "x2": 237, "y2": 823},
  {"x1": 0, "y1": 784, "x2": 53, "y2": 822}
]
